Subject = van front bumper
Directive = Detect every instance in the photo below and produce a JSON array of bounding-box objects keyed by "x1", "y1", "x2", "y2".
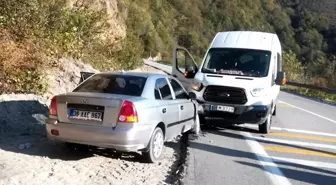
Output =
[{"x1": 197, "y1": 102, "x2": 272, "y2": 125}]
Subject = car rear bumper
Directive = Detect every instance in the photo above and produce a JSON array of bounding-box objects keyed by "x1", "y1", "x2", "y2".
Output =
[
  {"x1": 45, "y1": 118, "x2": 153, "y2": 152},
  {"x1": 197, "y1": 102, "x2": 271, "y2": 125}
]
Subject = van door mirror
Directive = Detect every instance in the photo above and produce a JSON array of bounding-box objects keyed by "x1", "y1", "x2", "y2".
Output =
[
  {"x1": 184, "y1": 65, "x2": 197, "y2": 78},
  {"x1": 275, "y1": 71, "x2": 286, "y2": 86}
]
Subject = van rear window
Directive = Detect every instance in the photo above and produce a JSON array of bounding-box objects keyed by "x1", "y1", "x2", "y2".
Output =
[{"x1": 73, "y1": 74, "x2": 147, "y2": 96}]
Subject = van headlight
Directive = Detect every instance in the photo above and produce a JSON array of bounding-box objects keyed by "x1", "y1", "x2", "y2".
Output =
[
  {"x1": 191, "y1": 80, "x2": 203, "y2": 91},
  {"x1": 250, "y1": 88, "x2": 266, "y2": 97}
]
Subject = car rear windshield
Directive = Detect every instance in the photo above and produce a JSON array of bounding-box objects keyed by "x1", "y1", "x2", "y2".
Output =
[{"x1": 73, "y1": 74, "x2": 147, "y2": 96}]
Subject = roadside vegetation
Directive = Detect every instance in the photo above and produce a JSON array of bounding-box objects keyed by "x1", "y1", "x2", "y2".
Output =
[
  {"x1": 0, "y1": 0, "x2": 143, "y2": 94},
  {"x1": 1, "y1": 0, "x2": 335, "y2": 99}
]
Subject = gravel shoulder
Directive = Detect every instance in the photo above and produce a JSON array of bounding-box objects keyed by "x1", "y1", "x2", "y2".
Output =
[{"x1": 0, "y1": 62, "x2": 186, "y2": 185}]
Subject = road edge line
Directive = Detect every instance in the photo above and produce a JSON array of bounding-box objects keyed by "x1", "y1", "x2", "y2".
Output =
[
  {"x1": 278, "y1": 100, "x2": 336, "y2": 124},
  {"x1": 241, "y1": 132, "x2": 292, "y2": 185}
]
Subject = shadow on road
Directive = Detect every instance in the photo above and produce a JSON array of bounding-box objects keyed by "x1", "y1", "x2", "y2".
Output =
[
  {"x1": 188, "y1": 126, "x2": 336, "y2": 185},
  {"x1": 207, "y1": 125, "x2": 336, "y2": 157},
  {"x1": 236, "y1": 161, "x2": 336, "y2": 185}
]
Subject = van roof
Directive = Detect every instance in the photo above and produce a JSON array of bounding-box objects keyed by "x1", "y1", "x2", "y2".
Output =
[{"x1": 210, "y1": 31, "x2": 279, "y2": 51}]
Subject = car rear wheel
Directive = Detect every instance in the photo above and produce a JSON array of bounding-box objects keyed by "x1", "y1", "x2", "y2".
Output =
[
  {"x1": 143, "y1": 127, "x2": 164, "y2": 163},
  {"x1": 259, "y1": 114, "x2": 272, "y2": 134}
]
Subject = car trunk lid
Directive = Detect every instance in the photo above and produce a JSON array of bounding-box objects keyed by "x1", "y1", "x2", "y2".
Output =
[{"x1": 56, "y1": 92, "x2": 132, "y2": 127}]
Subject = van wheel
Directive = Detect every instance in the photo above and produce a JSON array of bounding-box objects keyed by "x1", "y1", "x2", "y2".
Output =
[
  {"x1": 191, "y1": 114, "x2": 201, "y2": 135},
  {"x1": 259, "y1": 114, "x2": 272, "y2": 134},
  {"x1": 143, "y1": 127, "x2": 164, "y2": 163}
]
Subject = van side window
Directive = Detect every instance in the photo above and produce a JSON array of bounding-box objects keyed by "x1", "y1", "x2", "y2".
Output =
[
  {"x1": 155, "y1": 78, "x2": 173, "y2": 100},
  {"x1": 272, "y1": 55, "x2": 277, "y2": 81},
  {"x1": 277, "y1": 53, "x2": 282, "y2": 72}
]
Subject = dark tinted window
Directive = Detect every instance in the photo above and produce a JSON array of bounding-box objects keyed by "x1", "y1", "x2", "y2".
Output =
[
  {"x1": 155, "y1": 78, "x2": 172, "y2": 100},
  {"x1": 277, "y1": 53, "x2": 282, "y2": 72},
  {"x1": 73, "y1": 74, "x2": 147, "y2": 96},
  {"x1": 169, "y1": 79, "x2": 189, "y2": 99},
  {"x1": 202, "y1": 48, "x2": 272, "y2": 77}
]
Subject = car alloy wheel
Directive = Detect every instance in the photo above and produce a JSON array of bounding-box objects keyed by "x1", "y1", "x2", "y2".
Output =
[{"x1": 143, "y1": 127, "x2": 164, "y2": 163}]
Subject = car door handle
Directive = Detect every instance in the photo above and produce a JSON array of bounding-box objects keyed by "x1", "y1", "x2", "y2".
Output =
[
  {"x1": 162, "y1": 108, "x2": 166, "y2": 113},
  {"x1": 180, "y1": 105, "x2": 184, "y2": 110},
  {"x1": 173, "y1": 75, "x2": 177, "y2": 77}
]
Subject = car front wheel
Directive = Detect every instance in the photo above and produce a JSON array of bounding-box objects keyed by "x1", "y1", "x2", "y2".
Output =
[{"x1": 143, "y1": 127, "x2": 164, "y2": 163}]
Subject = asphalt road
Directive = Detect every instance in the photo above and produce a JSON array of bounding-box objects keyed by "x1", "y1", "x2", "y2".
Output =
[
  {"x1": 144, "y1": 59, "x2": 336, "y2": 185},
  {"x1": 184, "y1": 91, "x2": 336, "y2": 185}
]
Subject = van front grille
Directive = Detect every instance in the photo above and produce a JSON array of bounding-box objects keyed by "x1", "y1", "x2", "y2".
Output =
[{"x1": 203, "y1": 85, "x2": 247, "y2": 104}]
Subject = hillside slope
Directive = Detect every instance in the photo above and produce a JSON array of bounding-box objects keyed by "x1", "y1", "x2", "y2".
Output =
[
  {"x1": 127, "y1": 0, "x2": 336, "y2": 87},
  {"x1": 0, "y1": 0, "x2": 335, "y2": 95}
]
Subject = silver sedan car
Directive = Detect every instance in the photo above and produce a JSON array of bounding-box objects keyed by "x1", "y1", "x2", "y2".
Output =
[{"x1": 46, "y1": 72, "x2": 200, "y2": 162}]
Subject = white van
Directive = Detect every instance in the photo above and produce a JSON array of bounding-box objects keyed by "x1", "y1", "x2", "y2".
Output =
[{"x1": 172, "y1": 31, "x2": 286, "y2": 134}]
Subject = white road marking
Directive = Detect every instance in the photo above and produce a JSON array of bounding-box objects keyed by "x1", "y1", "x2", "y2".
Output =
[
  {"x1": 278, "y1": 100, "x2": 336, "y2": 124},
  {"x1": 248, "y1": 135, "x2": 336, "y2": 150},
  {"x1": 271, "y1": 156, "x2": 336, "y2": 170},
  {"x1": 241, "y1": 132, "x2": 292, "y2": 185},
  {"x1": 244, "y1": 124, "x2": 336, "y2": 138}
]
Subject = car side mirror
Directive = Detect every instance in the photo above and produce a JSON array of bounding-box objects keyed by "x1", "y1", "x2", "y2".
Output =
[
  {"x1": 184, "y1": 65, "x2": 197, "y2": 78},
  {"x1": 188, "y1": 92, "x2": 197, "y2": 100},
  {"x1": 275, "y1": 71, "x2": 286, "y2": 86}
]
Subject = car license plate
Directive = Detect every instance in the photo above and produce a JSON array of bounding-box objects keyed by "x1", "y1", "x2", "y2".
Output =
[
  {"x1": 210, "y1": 105, "x2": 235, "y2": 113},
  {"x1": 69, "y1": 109, "x2": 103, "y2": 121}
]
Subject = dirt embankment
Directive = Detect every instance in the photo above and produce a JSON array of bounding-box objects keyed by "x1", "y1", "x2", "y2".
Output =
[{"x1": 0, "y1": 60, "x2": 186, "y2": 185}]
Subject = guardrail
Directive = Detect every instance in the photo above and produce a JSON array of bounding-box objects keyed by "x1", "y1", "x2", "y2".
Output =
[
  {"x1": 285, "y1": 81, "x2": 336, "y2": 94},
  {"x1": 144, "y1": 59, "x2": 336, "y2": 94}
]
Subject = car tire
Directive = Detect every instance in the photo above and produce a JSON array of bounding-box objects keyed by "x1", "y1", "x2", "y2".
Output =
[
  {"x1": 259, "y1": 114, "x2": 272, "y2": 134},
  {"x1": 272, "y1": 105, "x2": 276, "y2": 116},
  {"x1": 143, "y1": 127, "x2": 164, "y2": 163},
  {"x1": 191, "y1": 113, "x2": 201, "y2": 135}
]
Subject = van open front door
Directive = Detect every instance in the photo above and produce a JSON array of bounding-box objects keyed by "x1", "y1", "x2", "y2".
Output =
[{"x1": 172, "y1": 46, "x2": 199, "y2": 89}]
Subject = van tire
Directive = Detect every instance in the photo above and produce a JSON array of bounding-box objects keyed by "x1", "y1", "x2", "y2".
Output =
[
  {"x1": 259, "y1": 114, "x2": 272, "y2": 134},
  {"x1": 143, "y1": 127, "x2": 164, "y2": 163}
]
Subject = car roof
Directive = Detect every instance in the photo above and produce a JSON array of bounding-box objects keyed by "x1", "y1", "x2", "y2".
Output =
[
  {"x1": 97, "y1": 71, "x2": 169, "y2": 78},
  {"x1": 210, "y1": 31, "x2": 278, "y2": 51}
]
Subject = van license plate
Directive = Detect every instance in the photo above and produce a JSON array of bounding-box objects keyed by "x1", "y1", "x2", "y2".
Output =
[
  {"x1": 211, "y1": 105, "x2": 235, "y2": 113},
  {"x1": 69, "y1": 109, "x2": 103, "y2": 121}
]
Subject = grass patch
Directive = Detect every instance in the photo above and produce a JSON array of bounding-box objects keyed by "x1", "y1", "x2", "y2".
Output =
[{"x1": 281, "y1": 85, "x2": 336, "y2": 104}]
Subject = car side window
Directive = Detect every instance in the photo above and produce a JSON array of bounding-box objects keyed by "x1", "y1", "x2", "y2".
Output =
[
  {"x1": 155, "y1": 78, "x2": 173, "y2": 100},
  {"x1": 169, "y1": 78, "x2": 189, "y2": 99},
  {"x1": 154, "y1": 87, "x2": 161, "y2": 99}
]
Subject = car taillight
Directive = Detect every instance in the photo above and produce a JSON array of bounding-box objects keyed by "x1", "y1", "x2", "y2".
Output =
[
  {"x1": 118, "y1": 100, "x2": 138, "y2": 123},
  {"x1": 49, "y1": 96, "x2": 57, "y2": 116}
]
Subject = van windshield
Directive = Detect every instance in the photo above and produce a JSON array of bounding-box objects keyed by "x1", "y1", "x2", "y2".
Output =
[{"x1": 201, "y1": 48, "x2": 272, "y2": 77}]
